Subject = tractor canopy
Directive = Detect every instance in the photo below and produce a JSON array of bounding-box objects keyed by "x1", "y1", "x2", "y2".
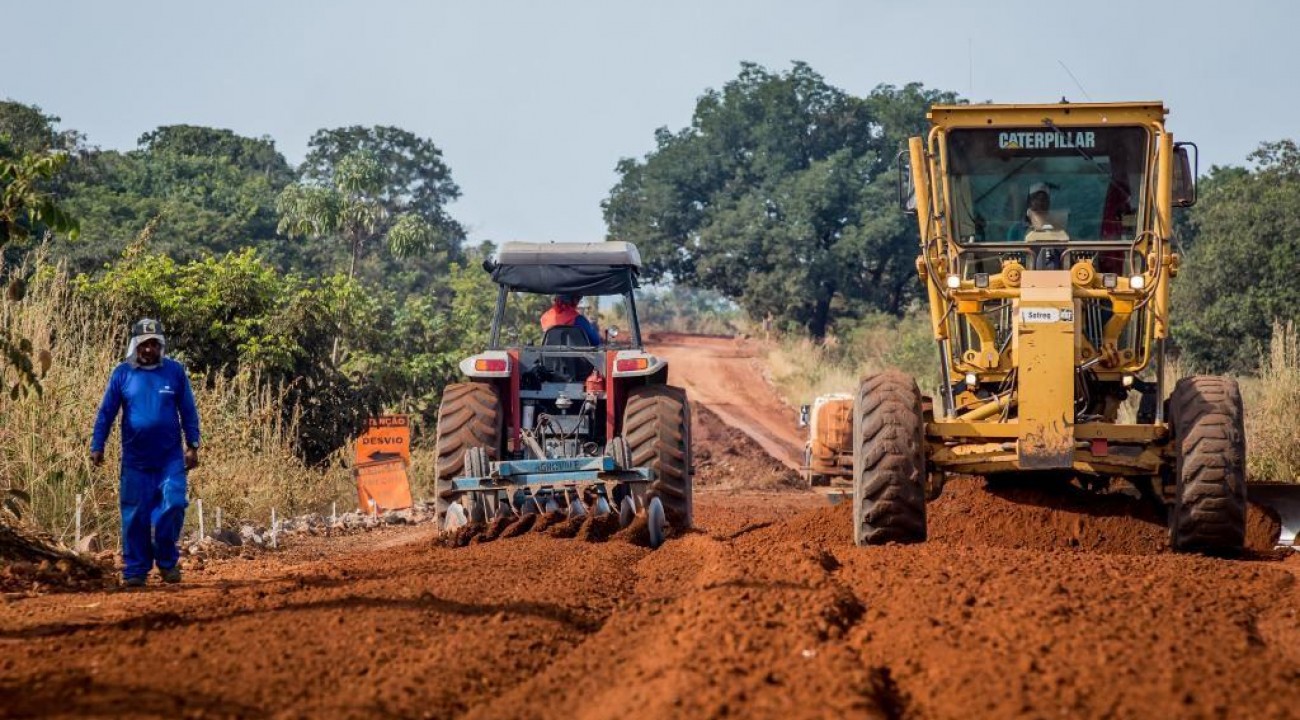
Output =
[{"x1": 489, "y1": 242, "x2": 642, "y2": 296}]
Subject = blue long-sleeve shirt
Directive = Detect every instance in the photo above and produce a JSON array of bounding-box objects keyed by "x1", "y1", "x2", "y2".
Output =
[
  {"x1": 91, "y1": 358, "x2": 201, "y2": 469},
  {"x1": 573, "y1": 315, "x2": 601, "y2": 345}
]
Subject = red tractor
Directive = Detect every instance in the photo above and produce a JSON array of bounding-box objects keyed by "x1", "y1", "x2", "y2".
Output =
[{"x1": 434, "y1": 242, "x2": 693, "y2": 547}]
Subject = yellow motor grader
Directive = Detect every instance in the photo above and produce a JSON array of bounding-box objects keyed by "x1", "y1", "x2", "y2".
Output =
[{"x1": 853, "y1": 101, "x2": 1297, "y2": 554}]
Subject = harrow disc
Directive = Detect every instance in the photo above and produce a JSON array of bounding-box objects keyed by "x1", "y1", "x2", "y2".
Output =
[
  {"x1": 443, "y1": 502, "x2": 468, "y2": 532},
  {"x1": 618, "y1": 496, "x2": 636, "y2": 528},
  {"x1": 647, "y1": 496, "x2": 666, "y2": 549}
]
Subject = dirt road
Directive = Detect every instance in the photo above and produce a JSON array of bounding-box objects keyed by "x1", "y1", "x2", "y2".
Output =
[
  {"x1": 3, "y1": 335, "x2": 1300, "y2": 719},
  {"x1": 648, "y1": 333, "x2": 805, "y2": 471}
]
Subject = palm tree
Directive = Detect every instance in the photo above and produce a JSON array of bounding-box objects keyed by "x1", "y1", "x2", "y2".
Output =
[{"x1": 275, "y1": 151, "x2": 437, "y2": 363}]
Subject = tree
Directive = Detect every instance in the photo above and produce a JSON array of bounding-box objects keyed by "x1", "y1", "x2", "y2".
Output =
[
  {"x1": 138, "y1": 125, "x2": 294, "y2": 186},
  {"x1": 1, "y1": 141, "x2": 79, "y2": 396},
  {"x1": 302, "y1": 125, "x2": 462, "y2": 232},
  {"x1": 0, "y1": 100, "x2": 81, "y2": 155},
  {"x1": 1171, "y1": 140, "x2": 1300, "y2": 373},
  {"x1": 603, "y1": 64, "x2": 957, "y2": 337},
  {"x1": 276, "y1": 151, "x2": 439, "y2": 281},
  {"x1": 19, "y1": 118, "x2": 300, "y2": 276},
  {"x1": 296, "y1": 126, "x2": 466, "y2": 294}
]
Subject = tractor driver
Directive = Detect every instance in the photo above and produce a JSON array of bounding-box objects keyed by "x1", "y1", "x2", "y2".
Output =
[{"x1": 541, "y1": 293, "x2": 601, "y2": 345}]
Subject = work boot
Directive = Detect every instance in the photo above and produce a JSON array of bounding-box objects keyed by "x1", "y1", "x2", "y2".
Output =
[
  {"x1": 160, "y1": 567, "x2": 182, "y2": 584},
  {"x1": 123, "y1": 576, "x2": 146, "y2": 588}
]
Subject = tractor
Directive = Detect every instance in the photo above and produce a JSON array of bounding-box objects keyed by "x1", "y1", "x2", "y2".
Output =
[
  {"x1": 853, "y1": 101, "x2": 1297, "y2": 553},
  {"x1": 434, "y1": 241, "x2": 692, "y2": 547}
]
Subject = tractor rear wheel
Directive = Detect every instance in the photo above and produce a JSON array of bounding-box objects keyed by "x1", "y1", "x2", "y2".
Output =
[
  {"x1": 1169, "y1": 376, "x2": 1247, "y2": 555},
  {"x1": 623, "y1": 385, "x2": 693, "y2": 530},
  {"x1": 852, "y1": 370, "x2": 927, "y2": 546},
  {"x1": 435, "y1": 382, "x2": 502, "y2": 521}
]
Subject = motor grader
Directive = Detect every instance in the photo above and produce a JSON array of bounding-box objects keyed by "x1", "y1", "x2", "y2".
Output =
[
  {"x1": 852, "y1": 101, "x2": 1295, "y2": 554},
  {"x1": 434, "y1": 242, "x2": 692, "y2": 547}
]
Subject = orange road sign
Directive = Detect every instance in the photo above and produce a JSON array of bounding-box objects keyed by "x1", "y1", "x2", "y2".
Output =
[
  {"x1": 356, "y1": 415, "x2": 411, "y2": 466},
  {"x1": 354, "y1": 458, "x2": 413, "y2": 512}
]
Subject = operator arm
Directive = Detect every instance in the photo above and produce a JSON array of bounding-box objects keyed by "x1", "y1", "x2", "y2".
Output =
[
  {"x1": 177, "y1": 365, "x2": 201, "y2": 449},
  {"x1": 90, "y1": 366, "x2": 124, "y2": 461},
  {"x1": 576, "y1": 315, "x2": 601, "y2": 345}
]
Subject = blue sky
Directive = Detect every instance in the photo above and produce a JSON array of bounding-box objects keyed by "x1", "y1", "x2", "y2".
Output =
[{"x1": 2, "y1": 0, "x2": 1291, "y2": 245}]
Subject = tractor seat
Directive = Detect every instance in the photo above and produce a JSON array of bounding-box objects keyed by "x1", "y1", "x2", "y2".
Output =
[
  {"x1": 542, "y1": 326, "x2": 593, "y2": 348},
  {"x1": 541, "y1": 325, "x2": 595, "y2": 381}
]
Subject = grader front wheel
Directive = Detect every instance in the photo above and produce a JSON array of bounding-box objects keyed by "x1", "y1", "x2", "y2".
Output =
[
  {"x1": 434, "y1": 382, "x2": 502, "y2": 521},
  {"x1": 1169, "y1": 376, "x2": 1247, "y2": 555},
  {"x1": 852, "y1": 370, "x2": 928, "y2": 546}
]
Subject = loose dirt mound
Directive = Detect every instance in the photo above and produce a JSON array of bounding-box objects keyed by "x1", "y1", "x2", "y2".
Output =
[
  {"x1": 694, "y1": 404, "x2": 803, "y2": 491},
  {"x1": 930, "y1": 475, "x2": 1170, "y2": 554},
  {"x1": 1, "y1": 522, "x2": 111, "y2": 594}
]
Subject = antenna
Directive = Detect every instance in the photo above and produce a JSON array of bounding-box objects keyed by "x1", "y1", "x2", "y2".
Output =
[{"x1": 1057, "y1": 60, "x2": 1092, "y2": 102}]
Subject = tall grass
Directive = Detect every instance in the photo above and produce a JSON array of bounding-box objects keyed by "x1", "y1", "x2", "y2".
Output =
[
  {"x1": 762, "y1": 311, "x2": 940, "y2": 408},
  {"x1": 1243, "y1": 322, "x2": 1300, "y2": 482},
  {"x1": 1, "y1": 264, "x2": 354, "y2": 548}
]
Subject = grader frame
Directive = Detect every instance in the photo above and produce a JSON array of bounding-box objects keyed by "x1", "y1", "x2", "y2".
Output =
[{"x1": 851, "y1": 102, "x2": 1261, "y2": 554}]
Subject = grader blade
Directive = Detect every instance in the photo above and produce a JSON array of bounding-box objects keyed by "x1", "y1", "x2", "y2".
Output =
[{"x1": 1248, "y1": 484, "x2": 1300, "y2": 549}]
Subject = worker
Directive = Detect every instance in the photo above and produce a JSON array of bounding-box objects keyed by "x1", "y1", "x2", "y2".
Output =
[
  {"x1": 90, "y1": 318, "x2": 201, "y2": 588},
  {"x1": 1007, "y1": 182, "x2": 1055, "y2": 240},
  {"x1": 541, "y1": 293, "x2": 601, "y2": 345}
]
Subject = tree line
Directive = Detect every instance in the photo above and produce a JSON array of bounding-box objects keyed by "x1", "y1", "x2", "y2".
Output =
[{"x1": 1, "y1": 62, "x2": 1294, "y2": 469}]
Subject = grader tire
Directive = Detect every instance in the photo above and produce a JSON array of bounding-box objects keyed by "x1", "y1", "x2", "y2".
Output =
[
  {"x1": 852, "y1": 370, "x2": 927, "y2": 546},
  {"x1": 624, "y1": 385, "x2": 693, "y2": 530},
  {"x1": 1169, "y1": 376, "x2": 1247, "y2": 555},
  {"x1": 435, "y1": 382, "x2": 502, "y2": 520}
]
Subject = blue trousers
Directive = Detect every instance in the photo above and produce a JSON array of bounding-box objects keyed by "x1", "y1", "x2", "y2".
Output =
[{"x1": 119, "y1": 459, "x2": 188, "y2": 579}]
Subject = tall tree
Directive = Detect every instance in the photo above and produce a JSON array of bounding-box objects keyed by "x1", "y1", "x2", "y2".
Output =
[
  {"x1": 1171, "y1": 140, "x2": 1300, "y2": 373},
  {"x1": 276, "y1": 150, "x2": 438, "y2": 281},
  {"x1": 138, "y1": 125, "x2": 294, "y2": 186},
  {"x1": 1, "y1": 141, "x2": 79, "y2": 395},
  {"x1": 276, "y1": 151, "x2": 439, "y2": 362},
  {"x1": 0, "y1": 100, "x2": 81, "y2": 155},
  {"x1": 603, "y1": 64, "x2": 957, "y2": 337},
  {"x1": 302, "y1": 126, "x2": 464, "y2": 243}
]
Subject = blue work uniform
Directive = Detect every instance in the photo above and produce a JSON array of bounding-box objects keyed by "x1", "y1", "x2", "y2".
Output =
[
  {"x1": 91, "y1": 358, "x2": 201, "y2": 580},
  {"x1": 573, "y1": 315, "x2": 601, "y2": 346}
]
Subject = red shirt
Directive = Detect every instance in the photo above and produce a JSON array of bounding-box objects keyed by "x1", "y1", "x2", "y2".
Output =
[{"x1": 541, "y1": 303, "x2": 580, "y2": 331}]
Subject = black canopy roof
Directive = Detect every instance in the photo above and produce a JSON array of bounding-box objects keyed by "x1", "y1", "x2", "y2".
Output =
[{"x1": 488, "y1": 242, "x2": 642, "y2": 296}]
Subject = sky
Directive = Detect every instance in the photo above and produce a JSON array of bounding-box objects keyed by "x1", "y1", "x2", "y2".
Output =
[{"x1": 2, "y1": 0, "x2": 1293, "y2": 245}]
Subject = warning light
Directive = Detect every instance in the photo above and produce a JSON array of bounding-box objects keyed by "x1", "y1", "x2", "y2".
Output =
[{"x1": 615, "y1": 358, "x2": 650, "y2": 372}]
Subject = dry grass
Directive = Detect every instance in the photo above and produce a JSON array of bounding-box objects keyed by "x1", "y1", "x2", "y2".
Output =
[
  {"x1": 1, "y1": 265, "x2": 355, "y2": 548},
  {"x1": 762, "y1": 311, "x2": 940, "y2": 408},
  {"x1": 1243, "y1": 322, "x2": 1300, "y2": 482}
]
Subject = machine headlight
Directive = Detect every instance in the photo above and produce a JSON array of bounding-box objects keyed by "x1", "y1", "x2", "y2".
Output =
[
  {"x1": 964, "y1": 372, "x2": 978, "y2": 388},
  {"x1": 1129, "y1": 275, "x2": 1146, "y2": 290},
  {"x1": 1101, "y1": 273, "x2": 1118, "y2": 289},
  {"x1": 946, "y1": 274, "x2": 961, "y2": 289}
]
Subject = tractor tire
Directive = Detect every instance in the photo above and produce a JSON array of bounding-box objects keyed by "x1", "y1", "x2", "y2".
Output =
[
  {"x1": 852, "y1": 370, "x2": 927, "y2": 546},
  {"x1": 435, "y1": 382, "x2": 502, "y2": 520},
  {"x1": 623, "y1": 385, "x2": 693, "y2": 530},
  {"x1": 1168, "y1": 376, "x2": 1247, "y2": 555}
]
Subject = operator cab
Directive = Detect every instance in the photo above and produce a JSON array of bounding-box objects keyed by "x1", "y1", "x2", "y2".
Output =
[{"x1": 459, "y1": 241, "x2": 667, "y2": 460}]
